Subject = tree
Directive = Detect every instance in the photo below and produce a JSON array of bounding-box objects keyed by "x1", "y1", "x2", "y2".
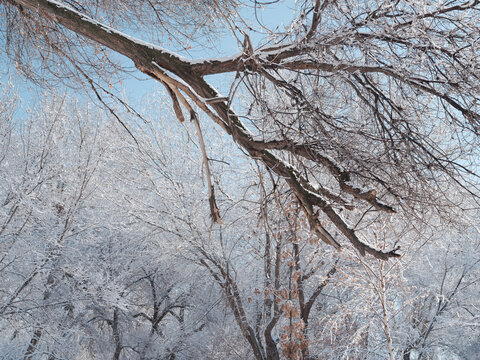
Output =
[
  {"x1": 399, "y1": 226, "x2": 480, "y2": 360},
  {"x1": 0, "y1": 83, "x2": 478, "y2": 359},
  {"x1": 3, "y1": 0, "x2": 480, "y2": 260},
  {"x1": 0, "y1": 93, "x2": 112, "y2": 358},
  {"x1": 0, "y1": 92, "x2": 222, "y2": 359}
]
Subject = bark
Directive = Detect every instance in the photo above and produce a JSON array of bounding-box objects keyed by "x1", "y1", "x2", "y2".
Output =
[
  {"x1": 23, "y1": 329, "x2": 42, "y2": 360},
  {"x1": 299, "y1": 263, "x2": 337, "y2": 360},
  {"x1": 199, "y1": 255, "x2": 266, "y2": 360},
  {"x1": 264, "y1": 233, "x2": 283, "y2": 360},
  {"x1": 112, "y1": 308, "x2": 122, "y2": 360},
  {"x1": 379, "y1": 272, "x2": 395, "y2": 360}
]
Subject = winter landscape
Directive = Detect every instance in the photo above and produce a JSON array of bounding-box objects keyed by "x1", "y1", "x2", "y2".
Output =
[{"x1": 0, "y1": 0, "x2": 479, "y2": 359}]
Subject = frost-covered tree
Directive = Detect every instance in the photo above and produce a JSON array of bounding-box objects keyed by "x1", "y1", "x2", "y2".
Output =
[
  {"x1": 0, "y1": 91, "x2": 220, "y2": 359},
  {"x1": 0, "y1": 86, "x2": 478, "y2": 359},
  {"x1": 2, "y1": 0, "x2": 480, "y2": 258}
]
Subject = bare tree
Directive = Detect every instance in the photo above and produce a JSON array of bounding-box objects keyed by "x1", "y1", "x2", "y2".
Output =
[{"x1": 3, "y1": 0, "x2": 480, "y2": 259}]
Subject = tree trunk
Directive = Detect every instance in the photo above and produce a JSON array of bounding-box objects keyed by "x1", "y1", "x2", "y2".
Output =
[{"x1": 112, "y1": 308, "x2": 122, "y2": 360}]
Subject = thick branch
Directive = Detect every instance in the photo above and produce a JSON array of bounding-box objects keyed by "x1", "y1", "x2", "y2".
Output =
[{"x1": 13, "y1": 0, "x2": 194, "y2": 75}]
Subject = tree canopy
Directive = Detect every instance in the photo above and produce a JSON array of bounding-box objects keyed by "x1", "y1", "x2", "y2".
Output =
[
  {"x1": 3, "y1": 0, "x2": 480, "y2": 258},
  {"x1": 1, "y1": 1, "x2": 480, "y2": 359}
]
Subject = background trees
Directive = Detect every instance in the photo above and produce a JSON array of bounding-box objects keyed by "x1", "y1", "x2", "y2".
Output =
[
  {"x1": 0, "y1": 91, "x2": 218, "y2": 359},
  {"x1": 0, "y1": 84, "x2": 478, "y2": 358}
]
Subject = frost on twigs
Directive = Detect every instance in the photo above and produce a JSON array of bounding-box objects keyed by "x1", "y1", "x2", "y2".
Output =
[{"x1": 7, "y1": 0, "x2": 480, "y2": 260}]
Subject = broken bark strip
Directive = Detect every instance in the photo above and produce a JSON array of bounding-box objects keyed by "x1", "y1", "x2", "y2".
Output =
[
  {"x1": 150, "y1": 70, "x2": 222, "y2": 223},
  {"x1": 191, "y1": 111, "x2": 222, "y2": 224},
  {"x1": 164, "y1": 83, "x2": 185, "y2": 123}
]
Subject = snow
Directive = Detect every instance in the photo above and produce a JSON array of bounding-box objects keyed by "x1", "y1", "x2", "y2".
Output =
[
  {"x1": 188, "y1": 54, "x2": 243, "y2": 65},
  {"x1": 46, "y1": 0, "x2": 191, "y2": 63}
]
